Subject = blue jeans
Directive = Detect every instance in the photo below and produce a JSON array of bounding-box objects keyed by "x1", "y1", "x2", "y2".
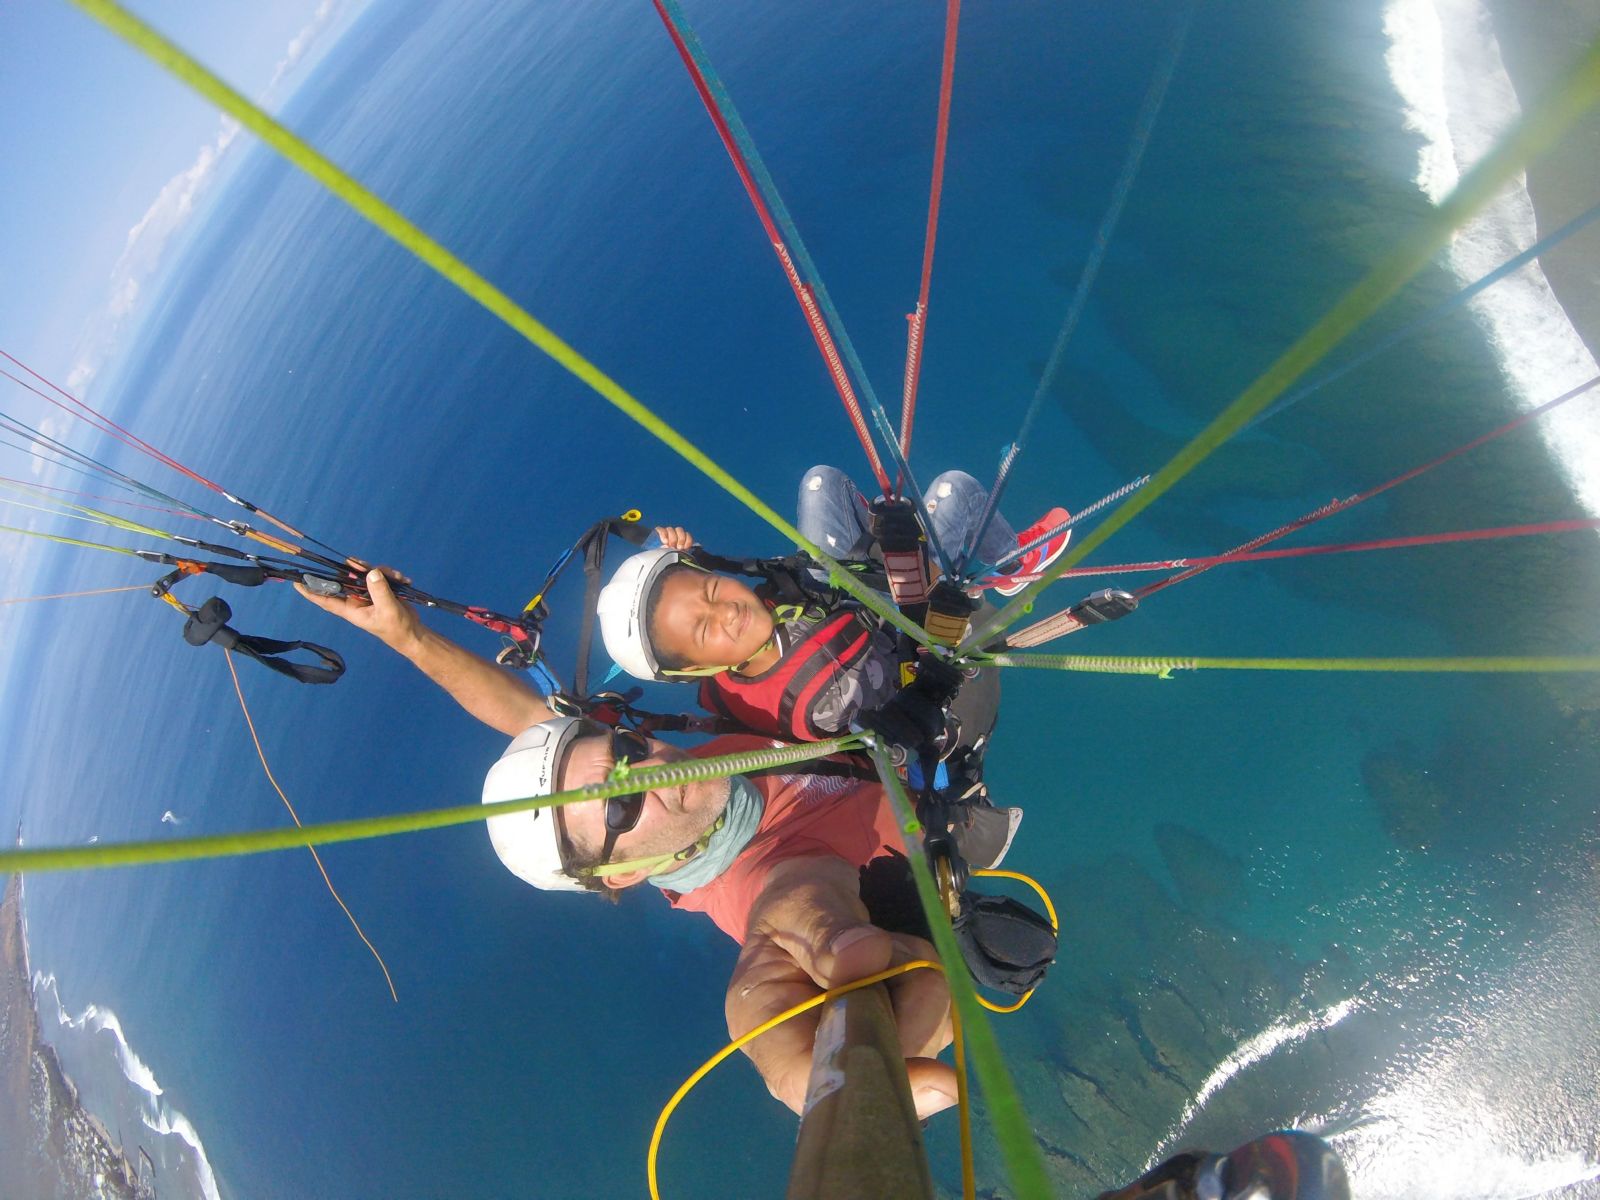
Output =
[{"x1": 796, "y1": 465, "x2": 1017, "y2": 566}]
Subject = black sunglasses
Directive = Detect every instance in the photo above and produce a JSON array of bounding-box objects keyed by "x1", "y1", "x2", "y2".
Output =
[{"x1": 592, "y1": 725, "x2": 653, "y2": 866}]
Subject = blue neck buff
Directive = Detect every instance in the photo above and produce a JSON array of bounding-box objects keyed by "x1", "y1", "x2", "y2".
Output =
[{"x1": 647, "y1": 775, "x2": 764, "y2": 894}]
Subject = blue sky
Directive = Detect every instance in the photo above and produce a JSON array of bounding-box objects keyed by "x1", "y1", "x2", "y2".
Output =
[
  {"x1": 0, "y1": 0, "x2": 365, "y2": 421},
  {"x1": 0, "y1": 0, "x2": 371, "y2": 740}
]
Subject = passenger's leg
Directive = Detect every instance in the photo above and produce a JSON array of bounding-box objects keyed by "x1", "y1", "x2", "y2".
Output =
[
  {"x1": 797, "y1": 465, "x2": 876, "y2": 560},
  {"x1": 923, "y1": 470, "x2": 1018, "y2": 567}
]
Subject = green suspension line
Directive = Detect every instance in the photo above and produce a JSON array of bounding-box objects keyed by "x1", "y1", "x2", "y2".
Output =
[
  {"x1": 973, "y1": 653, "x2": 1600, "y2": 678},
  {"x1": 870, "y1": 747, "x2": 1054, "y2": 1200},
  {"x1": 0, "y1": 736, "x2": 865, "y2": 875},
  {"x1": 960, "y1": 30, "x2": 1600, "y2": 654}
]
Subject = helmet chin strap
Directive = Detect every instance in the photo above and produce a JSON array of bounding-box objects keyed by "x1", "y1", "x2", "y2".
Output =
[
  {"x1": 731, "y1": 631, "x2": 779, "y2": 674},
  {"x1": 660, "y1": 626, "x2": 781, "y2": 679}
]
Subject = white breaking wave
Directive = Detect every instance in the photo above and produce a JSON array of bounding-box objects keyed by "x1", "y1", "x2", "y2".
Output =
[
  {"x1": 32, "y1": 971, "x2": 222, "y2": 1200},
  {"x1": 1384, "y1": 0, "x2": 1600, "y2": 518},
  {"x1": 35, "y1": 975, "x2": 163, "y2": 1098},
  {"x1": 142, "y1": 1105, "x2": 222, "y2": 1200},
  {"x1": 1149, "y1": 995, "x2": 1362, "y2": 1163}
]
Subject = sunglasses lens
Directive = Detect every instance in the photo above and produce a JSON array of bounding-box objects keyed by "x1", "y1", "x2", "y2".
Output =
[
  {"x1": 613, "y1": 728, "x2": 650, "y2": 764},
  {"x1": 605, "y1": 792, "x2": 645, "y2": 833},
  {"x1": 598, "y1": 727, "x2": 651, "y2": 835}
]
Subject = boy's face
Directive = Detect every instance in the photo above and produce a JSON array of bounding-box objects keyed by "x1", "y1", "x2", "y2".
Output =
[{"x1": 650, "y1": 569, "x2": 776, "y2": 670}]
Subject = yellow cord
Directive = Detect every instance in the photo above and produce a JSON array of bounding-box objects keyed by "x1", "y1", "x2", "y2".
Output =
[
  {"x1": 0, "y1": 583, "x2": 150, "y2": 606},
  {"x1": 646, "y1": 959, "x2": 943, "y2": 1200},
  {"x1": 948, "y1": 976, "x2": 975, "y2": 1200},
  {"x1": 646, "y1": 867, "x2": 1061, "y2": 1200}
]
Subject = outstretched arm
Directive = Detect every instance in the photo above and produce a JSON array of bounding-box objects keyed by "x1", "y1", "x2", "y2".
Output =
[
  {"x1": 296, "y1": 567, "x2": 553, "y2": 737},
  {"x1": 725, "y1": 855, "x2": 956, "y2": 1119}
]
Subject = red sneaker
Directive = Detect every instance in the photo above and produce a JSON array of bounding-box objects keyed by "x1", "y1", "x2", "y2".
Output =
[{"x1": 989, "y1": 508, "x2": 1071, "y2": 597}]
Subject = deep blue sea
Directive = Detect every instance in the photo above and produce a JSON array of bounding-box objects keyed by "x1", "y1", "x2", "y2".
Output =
[{"x1": 6, "y1": 1, "x2": 1599, "y2": 1197}]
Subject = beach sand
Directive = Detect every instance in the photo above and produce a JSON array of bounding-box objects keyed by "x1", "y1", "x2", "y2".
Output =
[{"x1": 1485, "y1": 0, "x2": 1600, "y2": 359}]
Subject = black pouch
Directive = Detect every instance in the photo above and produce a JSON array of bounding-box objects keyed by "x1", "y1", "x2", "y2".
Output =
[
  {"x1": 182, "y1": 596, "x2": 236, "y2": 647},
  {"x1": 953, "y1": 892, "x2": 1057, "y2": 995},
  {"x1": 181, "y1": 595, "x2": 346, "y2": 685}
]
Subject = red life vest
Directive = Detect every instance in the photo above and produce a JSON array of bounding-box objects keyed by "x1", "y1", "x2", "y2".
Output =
[{"x1": 697, "y1": 607, "x2": 877, "y2": 741}]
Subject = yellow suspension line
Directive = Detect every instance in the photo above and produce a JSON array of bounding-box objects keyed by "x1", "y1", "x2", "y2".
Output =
[
  {"x1": 870, "y1": 747, "x2": 1053, "y2": 1199},
  {"x1": 0, "y1": 522, "x2": 147, "y2": 558},
  {"x1": 64, "y1": 0, "x2": 935, "y2": 656},
  {"x1": 0, "y1": 490, "x2": 172, "y2": 540}
]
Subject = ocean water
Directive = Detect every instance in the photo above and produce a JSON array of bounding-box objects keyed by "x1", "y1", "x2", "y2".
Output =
[{"x1": 4, "y1": 1, "x2": 1599, "y2": 1198}]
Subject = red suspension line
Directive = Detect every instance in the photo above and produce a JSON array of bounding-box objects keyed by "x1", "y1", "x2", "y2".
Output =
[
  {"x1": 651, "y1": 0, "x2": 892, "y2": 495},
  {"x1": 3, "y1": 350, "x2": 362, "y2": 568},
  {"x1": 0, "y1": 474, "x2": 207, "y2": 522},
  {"x1": 1136, "y1": 375, "x2": 1600, "y2": 601},
  {"x1": 999, "y1": 518, "x2": 1600, "y2": 649},
  {"x1": 1, "y1": 349, "x2": 222, "y2": 492},
  {"x1": 995, "y1": 518, "x2": 1600, "y2": 583},
  {"x1": 897, "y1": 0, "x2": 961, "y2": 479}
]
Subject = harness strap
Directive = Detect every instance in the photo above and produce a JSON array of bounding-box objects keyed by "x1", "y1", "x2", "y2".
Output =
[
  {"x1": 778, "y1": 611, "x2": 875, "y2": 740},
  {"x1": 742, "y1": 752, "x2": 879, "y2": 784},
  {"x1": 688, "y1": 549, "x2": 872, "y2": 612}
]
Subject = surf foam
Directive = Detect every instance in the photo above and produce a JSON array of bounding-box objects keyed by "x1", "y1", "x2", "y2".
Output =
[
  {"x1": 1384, "y1": 0, "x2": 1600, "y2": 518},
  {"x1": 32, "y1": 971, "x2": 221, "y2": 1200},
  {"x1": 1148, "y1": 994, "x2": 1361, "y2": 1164}
]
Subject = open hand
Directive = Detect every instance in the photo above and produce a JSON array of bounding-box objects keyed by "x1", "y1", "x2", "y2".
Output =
[
  {"x1": 726, "y1": 857, "x2": 956, "y2": 1119},
  {"x1": 294, "y1": 566, "x2": 422, "y2": 652}
]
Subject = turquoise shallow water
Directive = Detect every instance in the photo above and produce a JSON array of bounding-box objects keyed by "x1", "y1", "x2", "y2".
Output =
[{"x1": 4, "y1": 1, "x2": 1599, "y2": 1197}]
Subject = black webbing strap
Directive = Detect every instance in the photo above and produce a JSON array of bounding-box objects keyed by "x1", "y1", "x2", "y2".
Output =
[
  {"x1": 688, "y1": 549, "x2": 878, "y2": 612},
  {"x1": 573, "y1": 529, "x2": 607, "y2": 699},
  {"x1": 181, "y1": 597, "x2": 346, "y2": 684},
  {"x1": 572, "y1": 516, "x2": 651, "y2": 699}
]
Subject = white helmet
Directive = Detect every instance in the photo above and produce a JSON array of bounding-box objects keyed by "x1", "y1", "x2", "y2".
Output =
[
  {"x1": 597, "y1": 547, "x2": 685, "y2": 681},
  {"x1": 482, "y1": 717, "x2": 591, "y2": 892}
]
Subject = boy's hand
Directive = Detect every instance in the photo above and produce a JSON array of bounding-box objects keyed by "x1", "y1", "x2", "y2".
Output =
[{"x1": 654, "y1": 525, "x2": 696, "y2": 551}]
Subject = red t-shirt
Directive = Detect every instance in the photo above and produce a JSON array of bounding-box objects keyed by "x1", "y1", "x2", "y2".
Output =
[{"x1": 661, "y1": 735, "x2": 906, "y2": 943}]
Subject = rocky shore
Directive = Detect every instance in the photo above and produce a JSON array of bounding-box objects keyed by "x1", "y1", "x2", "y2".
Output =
[{"x1": 0, "y1": 875, "x2": 153, "y2": 1200}]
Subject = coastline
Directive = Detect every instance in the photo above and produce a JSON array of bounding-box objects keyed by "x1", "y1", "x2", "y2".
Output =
[
  {"x1": 1482, "y1": 0, "x2": 1600, "y2": 366},
  {"x1": 0, "y1": 875, "x2": 152, "y2": 1200}
]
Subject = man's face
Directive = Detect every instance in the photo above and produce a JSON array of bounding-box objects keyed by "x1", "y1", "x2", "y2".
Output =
[
  {"x1": 650, "y1": 569, "x2": 775, "y2": 670},
  {"x1": 557, "y1": 735, "x2": 732, "y2": 880}
]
